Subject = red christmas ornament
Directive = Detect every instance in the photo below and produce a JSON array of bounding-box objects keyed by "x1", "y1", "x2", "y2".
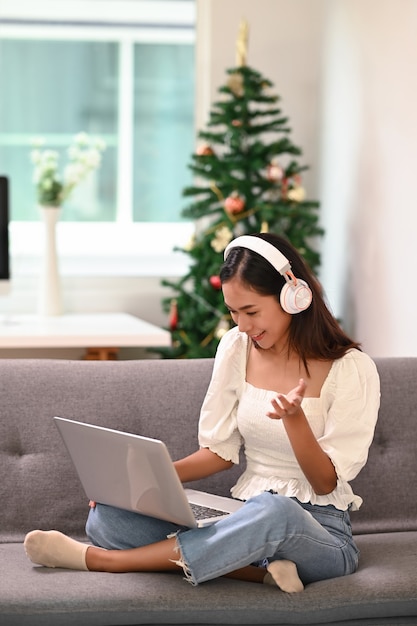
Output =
[
  {"x1": 224, "y1": 192, "x2": 245, "y2": 215},
  {"x1": 196, "y1": 143, "x2": 214, "y2": 156},
  {"x1": 169, "y1": 299, "x2": 178, "y2": 331},
  {"x1": 209, "y1": 275, "x2": 222, "y2": 290}
]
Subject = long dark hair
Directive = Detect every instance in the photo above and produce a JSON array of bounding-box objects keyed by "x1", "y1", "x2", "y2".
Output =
[{"x1": 220, "y1": 232, "x2": 360, "y2": 365}]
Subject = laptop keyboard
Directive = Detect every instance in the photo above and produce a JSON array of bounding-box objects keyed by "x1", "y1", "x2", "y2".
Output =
[{"x1": 190, "y1": 502, "x2": 229, "y2": 520}]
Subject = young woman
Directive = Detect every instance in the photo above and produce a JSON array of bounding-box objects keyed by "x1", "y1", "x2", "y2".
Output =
[{"x1": 24, "y1": 232, "x2": 380, "y2": 593}]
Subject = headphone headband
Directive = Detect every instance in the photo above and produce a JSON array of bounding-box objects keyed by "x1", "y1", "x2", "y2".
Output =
[
  {"x1": 223, "y1": 235, "x2": 313, "y2": 314},
  {"x1": 224, "y1": 235, "x2": 292, "y2": 277}
]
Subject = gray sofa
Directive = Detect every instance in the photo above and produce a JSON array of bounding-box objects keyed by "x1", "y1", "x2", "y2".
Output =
[{"x1": 0, "y1": 356, "x2": 416, "y2": 625}]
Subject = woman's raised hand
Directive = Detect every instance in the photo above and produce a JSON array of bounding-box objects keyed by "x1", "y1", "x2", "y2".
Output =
[{"x1": 267, "y1": 378, "x2": 306, "y2": 420}]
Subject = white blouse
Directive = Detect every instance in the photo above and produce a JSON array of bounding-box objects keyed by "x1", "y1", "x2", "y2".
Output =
[{"x1": 198, "y1": 326, "x2": 381, "y2": 511}]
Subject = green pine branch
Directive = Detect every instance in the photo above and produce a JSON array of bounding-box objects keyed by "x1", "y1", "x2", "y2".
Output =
[{"x1": 149, "y1": 62, "x2": 324, "y2": 359}]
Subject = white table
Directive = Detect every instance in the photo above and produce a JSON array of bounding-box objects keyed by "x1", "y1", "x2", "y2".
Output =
[{"x1": 0, "y1": 312, "x2": 171, "y2": 359}]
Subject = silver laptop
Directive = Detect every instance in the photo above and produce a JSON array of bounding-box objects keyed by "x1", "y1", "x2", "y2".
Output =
[{"x1": 54, "y1": 416, "x2": 243, "y2": 528}]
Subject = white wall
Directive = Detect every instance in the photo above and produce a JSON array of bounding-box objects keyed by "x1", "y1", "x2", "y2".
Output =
[
  {"x1": 319, "y1": 0, "x2": 417, "y2": 356},
  {"x1": 3, "y1": 0, "x2": 416, "y2": 358},
  {"x1": 196, "y1": 0, "x2": 325, "y2": 199},
  {"x1": 198, "y1": 0, "x2": 417, "y2": 357}
]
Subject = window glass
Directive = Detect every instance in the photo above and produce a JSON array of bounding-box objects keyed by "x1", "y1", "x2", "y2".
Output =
[
  {"x1": 0, "y1": 39, "x2": 118, "y2": 222},
  {"x1": 0, "y1": 8, "x2": 195, "y2": 226}
]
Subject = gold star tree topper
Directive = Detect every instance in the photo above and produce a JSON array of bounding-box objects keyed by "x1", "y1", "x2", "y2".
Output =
[{"x1": 236, "y1": 18, "x2": 249, "y2": 66}]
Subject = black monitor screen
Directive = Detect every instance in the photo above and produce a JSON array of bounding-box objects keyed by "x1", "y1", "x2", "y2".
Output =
[{"x1": 0, "y1": 176, "x2": 10, "y2": 280}]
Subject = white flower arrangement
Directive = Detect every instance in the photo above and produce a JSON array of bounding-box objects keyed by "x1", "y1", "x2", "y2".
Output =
[{"x1": 30, "y1": 132, "x2": 106, "y2": 207}]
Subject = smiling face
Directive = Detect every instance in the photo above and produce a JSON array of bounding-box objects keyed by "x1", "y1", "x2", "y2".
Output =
[{"x1": 222, "y1": 277, "x2": 292, "y2": 351}]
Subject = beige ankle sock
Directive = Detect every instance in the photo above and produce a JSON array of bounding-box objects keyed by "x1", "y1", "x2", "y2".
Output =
[
  {"x1": 263, "y1": 559, "x2": 304, "y2": 593},
  {"x1": 24, "y1": 530, "x2": 89, "y2": 570}
]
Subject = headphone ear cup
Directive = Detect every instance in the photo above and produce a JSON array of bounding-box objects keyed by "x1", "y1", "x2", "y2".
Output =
[{"x1": 280, "y1": 279, "x2": 312, "y2": 314}]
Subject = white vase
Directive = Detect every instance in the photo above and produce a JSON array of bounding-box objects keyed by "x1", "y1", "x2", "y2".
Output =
[{"x1": 38, "y1": 206, "x2": 62, "y2": 316}]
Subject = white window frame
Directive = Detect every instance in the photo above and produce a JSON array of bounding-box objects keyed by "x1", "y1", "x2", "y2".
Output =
[{"x1": 1, "y1": 0, "x2": 196, "y2": 279}]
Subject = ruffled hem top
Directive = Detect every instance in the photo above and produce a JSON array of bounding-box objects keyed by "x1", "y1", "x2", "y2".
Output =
[{"x1": 198, "y1": 327, "x2": 380, "y2": 511}]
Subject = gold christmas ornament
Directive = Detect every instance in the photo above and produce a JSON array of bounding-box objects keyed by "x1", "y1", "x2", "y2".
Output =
[
  {"x1": 183, "y1": 233, "x2": 196, "y2": 252},
  {"x1": 211, "y1": 225, "x2": 233, "y2": 253},
  {"x1": 227, "y1": 72, "x2": 244, "y2": 97},
  {"x1": 287, "y1": 185, "x2": 306, "y2": 203},
  {"x1": 215, "y1": 317, "x2": 230, "y2": 340}
]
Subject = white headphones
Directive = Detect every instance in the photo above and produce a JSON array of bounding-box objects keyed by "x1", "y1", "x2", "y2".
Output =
[{"x1": 223, "y1": 235, "x2": 313, "y2": 315}]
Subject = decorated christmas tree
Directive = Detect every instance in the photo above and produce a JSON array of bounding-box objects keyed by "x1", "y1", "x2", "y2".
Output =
[{"x1": 155, "y1": 21, "x2": 323, "y2": 359}]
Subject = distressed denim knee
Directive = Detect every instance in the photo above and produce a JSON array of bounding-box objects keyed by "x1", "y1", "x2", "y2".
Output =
[
  {"x1": 175, "y1": 492, "x2": 305, "y2": 585},
  {"x1": 175, "y1": 492, "x2": 358, "y2": 586}
]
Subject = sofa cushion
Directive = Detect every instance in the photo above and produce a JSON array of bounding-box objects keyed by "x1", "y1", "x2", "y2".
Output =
[{"x1": 2, "y1": 531, "x2": 416, "y2": 625}]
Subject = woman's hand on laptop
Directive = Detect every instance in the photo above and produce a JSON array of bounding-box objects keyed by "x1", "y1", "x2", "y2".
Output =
[{"x1": 89, "y1": 500, "x2": 96, "y2": 508}]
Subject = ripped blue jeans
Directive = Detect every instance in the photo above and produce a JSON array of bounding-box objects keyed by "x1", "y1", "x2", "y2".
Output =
[{"x1": 86, "y1": 491, "x2": 359, "y2": 586}]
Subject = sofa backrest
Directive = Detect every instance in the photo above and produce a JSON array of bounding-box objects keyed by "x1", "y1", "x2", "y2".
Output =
[
  {"x1": 0, "y1": 356, "x2": 416, "y2": 541},
  {"x1": 0, "y1": 358, "x2": 234, "y2": 542},
  {"x1": 350, "y1": 357, "x2": 417, "y2": 533}
]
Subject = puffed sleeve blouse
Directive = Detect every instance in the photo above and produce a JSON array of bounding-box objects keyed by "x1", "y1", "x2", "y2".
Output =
[{"x1": 198, "y1": 326, "x2": 381, "y2": 511}]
